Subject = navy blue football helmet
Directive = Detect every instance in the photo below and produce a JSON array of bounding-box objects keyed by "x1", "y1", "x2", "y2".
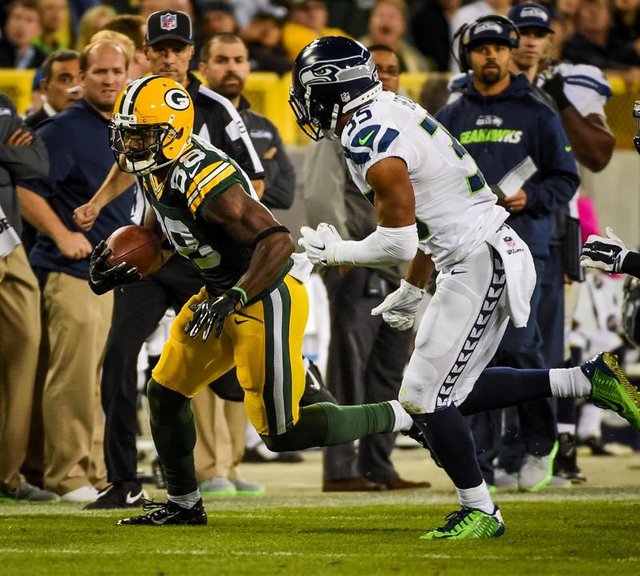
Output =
[{"x1": 289, "y1": 36, "x2": 382, "y2": 141}]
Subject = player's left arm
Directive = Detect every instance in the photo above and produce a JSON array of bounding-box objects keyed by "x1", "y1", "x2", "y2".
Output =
[
  {"x1": 203, "y1": 183, "x2": 295, "y2": 301},
  {"x1": 299, "y1": 156, "x2": 418, "y2": 267}
]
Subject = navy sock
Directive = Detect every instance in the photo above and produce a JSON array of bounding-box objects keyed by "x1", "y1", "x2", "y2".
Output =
[
  {"x1": 412, "y1": 405, "x2": 483, "y2": 489},
  {"x1": 459, "y1": 367, "x2": 552, "y2": 416}
]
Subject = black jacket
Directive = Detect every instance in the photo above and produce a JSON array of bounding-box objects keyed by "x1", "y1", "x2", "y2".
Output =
[
  {"x1": 0, "y1": 38, "x2": 46, "y2": 69},
  {"x1": 0, "y1": 92, "x2": 48, "y2": 237},
  {"x1": 237, "y1": 95, "x2": 295, "y2": 210},
  {"x1": 187, "y1": 73, "x2": 264, "y2": 181}
]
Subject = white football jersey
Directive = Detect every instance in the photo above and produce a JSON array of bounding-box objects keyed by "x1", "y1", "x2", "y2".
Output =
[
  {"x1": 542, "y1": 63, "x2": 611, "y2": 118},
  {"x1": 341, "y1": 91, "x2": 508, "y2": 272}
]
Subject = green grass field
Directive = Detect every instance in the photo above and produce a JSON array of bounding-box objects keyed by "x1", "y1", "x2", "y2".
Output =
[{"x1": 1, "y1": 488, "x2": 639, "y2": 575}]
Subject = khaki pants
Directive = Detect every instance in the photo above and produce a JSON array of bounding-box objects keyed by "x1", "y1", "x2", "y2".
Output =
[
  {"x1": 41, "y1": 272, "x2": 112, "y2": 495},
  {"x1": 0, "y1": 246, "x2": 41, "y2": 491},
  {"x1": 193, "y1": 389, "x2": 247, "y2": 482}
]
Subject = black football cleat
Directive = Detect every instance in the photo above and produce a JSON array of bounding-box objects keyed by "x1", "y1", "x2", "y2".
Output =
[{"x1": 117, "y1": 498, "x2": 207, "y2": 526}]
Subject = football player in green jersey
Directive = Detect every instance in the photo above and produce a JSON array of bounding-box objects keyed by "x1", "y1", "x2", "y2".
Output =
[{"x1": 90, "y1": 75, "x2": 415, "y2": 525}]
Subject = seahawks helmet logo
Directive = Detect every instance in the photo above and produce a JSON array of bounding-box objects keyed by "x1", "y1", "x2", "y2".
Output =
[
  {"x1": 299, "y1": 55, "x2": 375, "y2": 87},
  {"x1": 164, "y1": 88, "x2": 190, "y2": 110}
]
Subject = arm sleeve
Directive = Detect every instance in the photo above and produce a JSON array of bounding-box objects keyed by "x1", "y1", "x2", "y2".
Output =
[
  {"x1": 522, "y1": 112, "x2": 580, "y2": 215},
  {"x1": 330, "y1": 224, "x2": 418, "y2": 266},
  {"x1": 261, "y1": 126, "x2": 296, "y2": 210}
]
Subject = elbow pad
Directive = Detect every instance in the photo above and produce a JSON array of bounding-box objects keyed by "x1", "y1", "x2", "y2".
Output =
[{"x1": 329, "y1": 224, "x2": 418, "y2": 266}]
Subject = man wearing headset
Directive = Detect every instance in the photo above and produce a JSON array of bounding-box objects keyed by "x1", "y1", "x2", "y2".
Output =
[{"x1": 436, "y1": 15, "x2": 580, "y2": 492}]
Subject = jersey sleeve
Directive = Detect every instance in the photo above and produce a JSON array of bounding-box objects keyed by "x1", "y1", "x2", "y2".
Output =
[
  {"x1": 555, "y1": 63, "x2": 612, "y2": 118},
  {"x1": 172, "y1": 147, "x2": 246, "y2": 217},
  {"x1": 341, "y1": 104, "x2": 419, "y2": 185}
]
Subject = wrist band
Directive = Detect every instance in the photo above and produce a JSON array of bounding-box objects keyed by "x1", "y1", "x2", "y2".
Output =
[{"x1": 230, "y1": 285, "x2": 248, "y2": 306}]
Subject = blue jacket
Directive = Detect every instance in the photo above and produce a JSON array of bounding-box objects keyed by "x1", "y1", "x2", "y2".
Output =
[
  {"x1": 436, "y1": 73, "x2": 579, "y2": 258},
  {"x1": 19, "y1": 99, "x2": 134, "y2": 280}
]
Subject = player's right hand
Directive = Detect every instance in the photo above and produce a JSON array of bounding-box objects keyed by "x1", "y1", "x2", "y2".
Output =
[
  {"x1": 73, "y1": 203, "x2": 100, "y2": 231},
  {"x1": 88, "y1": 240, "x2": 141, "y2": 295},
  {"x1": 581, "y1": 226, "x2": 629, "y2": 273},
  {"x1": 370, "y1": 279, "x2": 425, "y2": 331}
]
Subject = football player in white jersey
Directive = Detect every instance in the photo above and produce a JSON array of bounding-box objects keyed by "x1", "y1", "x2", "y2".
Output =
[{"x1": 293, "y1": 36, "x2": 640, "y2": 539}]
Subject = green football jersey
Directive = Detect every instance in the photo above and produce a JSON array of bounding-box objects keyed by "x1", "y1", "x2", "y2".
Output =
[{"x1": 140, "y1": 134, "x2": 258, "y2": 295}]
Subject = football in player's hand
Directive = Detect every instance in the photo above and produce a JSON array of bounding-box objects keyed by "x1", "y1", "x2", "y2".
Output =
[{"x1": 106, "y1": 225, "x2": 162, "y2": 277}]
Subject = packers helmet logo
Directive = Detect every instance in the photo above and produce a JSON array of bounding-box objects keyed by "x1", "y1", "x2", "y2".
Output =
[{"x1": 165, "y1": 88, "x2": 190, "y2": 110}]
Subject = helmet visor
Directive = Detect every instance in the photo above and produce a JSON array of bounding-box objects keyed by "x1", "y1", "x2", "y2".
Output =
[
  {"x1": 109, "y1": 123, "x2": 178, "y2": 174},
  {"x1": 288, "y1": 87, "x2": 323, "y2": 142}
]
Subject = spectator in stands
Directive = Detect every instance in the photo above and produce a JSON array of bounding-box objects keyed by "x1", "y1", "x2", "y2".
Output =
[
  {"x1": 555, "y1": 0, "x2": 579, "y2": 39},
  {"x1": 359, "y1": 0, "x2": 431, "y2": 72},
  {"x1": 199, "y1": 1, "x2": 239, "y2": 40},
  {"x1": 612, "y1": 0, "x2": 640, "y2": 42},
  {"x1": 411, "y1": 0, "x2": 461, "y2": 72},
  {"x1": 139, "y1": 0, "x2": 195, "y2": 19},
  {"x1": 16, "y1": 40, "x2": 133, "y2": 503},
  {"x1": 449, "y1": 0, "x2": 512, "y2": 71},
  {"x1": 103, "y1": 15, "x2": 151, "y2": 80},
  {"x1": 233, "y1": 0, "x2": 289, "y2": 28},
  {"x1": 0, "y1": 0, "x2": 47, "y2": 69},
  {"x1": 282, "y1": 0, "x2": 348, "y2": 62},
  {"x1": 562, "y1": 0, "x2": 640, "y2": 85},
  {"x1": 34, "y1": 0, "x2": 70, "y2": 55},
  {"x1": 302, "y1": 45, "x2": 431, "y2": 492},
  {"x1": 0, "y1": 91, "x2": 55, "y2": 502},
  {"x1": 240, "y1": 11, "x2": 292, "y2": 74},
  {"x1": 74, "y1": 5, "x2": 116, "y2": 51},
  {"x1": 65, "y1": 0, "x2": 100, "y2": 39}
]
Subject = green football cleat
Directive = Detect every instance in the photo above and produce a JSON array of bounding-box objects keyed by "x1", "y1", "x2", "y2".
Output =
[
  {"x1": 582, "y1": 352, "x2": 640, "y2": 430},
  {"x1": 420, "y1": 506, "x2": 505, "y2": 540}
]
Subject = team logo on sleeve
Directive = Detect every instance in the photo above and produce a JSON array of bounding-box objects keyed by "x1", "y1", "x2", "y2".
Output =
[{"x1": 164, "y1": 88, "x2": 190, "y2": 110}]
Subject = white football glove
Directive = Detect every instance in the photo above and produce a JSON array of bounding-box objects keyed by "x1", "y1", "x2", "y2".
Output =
[
  {"x1": 298, "y1": 223, "x2": 343, "y2": 266},
  {"x1": 370, "y1": 279, "x2": 425, "y2": 331},
  {"x1": 580, "y1": 226, "x2": 629, "y2": 273}
]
